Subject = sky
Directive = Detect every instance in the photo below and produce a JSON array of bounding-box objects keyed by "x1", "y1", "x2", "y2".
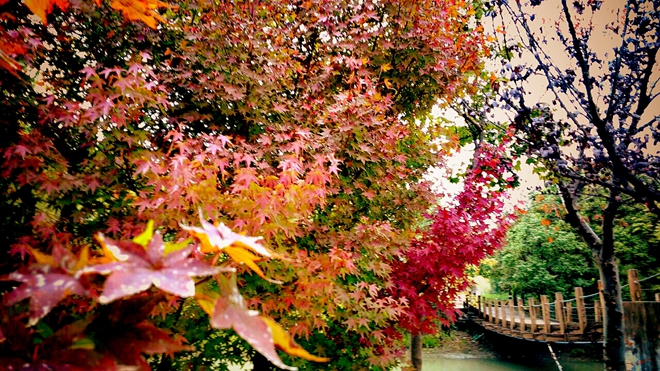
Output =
[{"x1": 427, "y1": 0, "x2": 659, "y2": 211}]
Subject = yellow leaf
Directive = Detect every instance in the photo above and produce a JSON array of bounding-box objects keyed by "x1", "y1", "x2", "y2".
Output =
[
  {"x1": 70, "y1": 337, "x2": 95, "y2": 350},
  {"x1": 133, "y1": 220, "x2": 154, "y2": 248},
  {"x1": 380, "y1": 63, "x2": 393, "y2": 72},
  {"x1": 224, "y1": 246, "x2": 282, "y2": 284},
  {"x1": 164, "y1": 238, "x2": 193, "y2": 255},
  {"x1": 262, "y1": 317, "x2": 330, "y2": 363}
]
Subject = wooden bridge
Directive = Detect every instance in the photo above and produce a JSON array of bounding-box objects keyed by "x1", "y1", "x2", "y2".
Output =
[
  {"x1": 460, "y1": 269, "x2": 660, "y2": 345},
  {"x1": 461, "y1": 289, "x2": 603, "y2": 343}
]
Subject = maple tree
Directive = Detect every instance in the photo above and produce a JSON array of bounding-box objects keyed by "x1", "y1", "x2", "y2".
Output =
[
  {"x1": 0, "y1": 0, "x2": 498, "y2": 369},
  {"x1": 390, "y1": 132, "x2": 515, "y2": 370},
  {"x1": 488, "y1": 0, "x2": 660, "y2": 369}
]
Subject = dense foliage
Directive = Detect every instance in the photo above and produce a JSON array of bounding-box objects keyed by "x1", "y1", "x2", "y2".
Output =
[
  {"x1": 487, "y1": 188, "x2": 660, "y2": 301},
  {"x1": 0, "y1": 0, "x2": 510, "y2": 370},
  {"x1": 486, "y1": 192, "x2": 598, "y2": 299}
]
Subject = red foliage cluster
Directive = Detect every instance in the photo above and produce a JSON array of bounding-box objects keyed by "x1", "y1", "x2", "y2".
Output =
[{"x1": 391, "y1": 139, "x2": 516, "y2": 334}]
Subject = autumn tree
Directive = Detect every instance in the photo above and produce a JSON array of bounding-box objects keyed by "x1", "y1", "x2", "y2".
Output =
[
  {"x1": 390, "y1": 133, "x2": 515, "y2": 371},
  {"x1": 490, "y1": 0, "x2": 660, "y2": 369},
  {"x1": 0, "y1": 0, "x2": 494, "y2": 369}
]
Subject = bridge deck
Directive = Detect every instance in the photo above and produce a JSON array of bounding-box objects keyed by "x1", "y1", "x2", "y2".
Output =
[{"x1": 461, "y1": 305, "x2": 603, "y2": 343}]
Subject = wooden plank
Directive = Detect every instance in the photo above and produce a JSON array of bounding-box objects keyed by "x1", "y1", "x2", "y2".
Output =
[
  {"x1": 529, "y1": 298, "x2": 537, "y2": 333},
  {"x1": 555, "y1": 292, "x2": 565, "y2": 334},
  {"x1": 575, "y1": 287, "x2": 586, "y2": 334},
  {"x1": 500, "y1": 300, "x2": 506, "y2": 326},
  {"x1": 623, "y1": 302, "x2": 660, "y2": 371},
  {"x1": 656, "y1": 293, "x2": 660, "y2": 302},
  {"x1": 541, "y1": 295, "x2": 551, "y2": 333},
  {"x1": 518, "y1": 301, "x2": 525, "y2": 331},
  {"x1": 628, "y1": 269, "x2": 642, "y2": 302},
  {"x1": 565, "y1": 301, "x2": 572, "y2": 324},
  {"x1": 595, "y1": 299, "x2": 602, "y2": 323},
  {"x1": 490, "y1": 299, "x2": 496, "y2": 324},
  {"x1": 509, "y1": 299, "x2": 515, "y2": 330}
]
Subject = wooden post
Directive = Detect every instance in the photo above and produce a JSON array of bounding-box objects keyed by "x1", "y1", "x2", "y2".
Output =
[
  {"x1": 565, "y1": 301, "x2": 572, "y2": 324},
  {"x1": 575, "y1": 287, "x2": 587, "y2": 334},
  {"x1": 541, "y1": 295, "x2": 551, "y2": 333},
  {"x1": 484, "y1": 299, "x2": 490, "y2": 322},
  {"x1": 656, "y1": 293, "x2": 660, "y2": 302},
  {"x1": 627, "y1": 269, "x2": 642, "y2": 302},
  {"x1": 490, "y1": 299, "x2": 495, "y2": 321},
  {"x1": 485, "y1": 299, "x2": 490, "y2": 321},
  {"x1": 489, "y1": 299, "x2": 495, "y2": 323},
  {"x1": 594, "y1": 300, "x2": 602, "y2": 323},
  {"x1": 478, "y1": 295, "x2": 482, "y2": 317},
  {"x1": 509, "y1": 299, "x2": 515, "y2": 329},
  {"x1": 555, "y1": 292, "x2": 565, "y2": 334},
  {"x1": 498, "y1": 300, "x2": 505, "y2": 326},
  {"x1": 529, "y1": 298, "x2": 537, "y2": 333},
  {"x1": 518, "y1": 300, "x2": 525, "y2": 331}
]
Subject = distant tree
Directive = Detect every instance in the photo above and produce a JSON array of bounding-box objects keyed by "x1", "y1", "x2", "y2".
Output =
[
  {"x1": 491, "y1": 0, "x2": 660, "y2": 368},
  {"x1": 486, "y1": 191, "x2": 598, "y2": 300},
  {"x1": 487, "y1": 188, "x2": 659, "y2": 301}
]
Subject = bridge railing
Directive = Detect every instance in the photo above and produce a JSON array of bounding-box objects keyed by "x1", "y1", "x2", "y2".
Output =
[{"x1": 465, "y1": 269, "x2": 660, "y2": 342}]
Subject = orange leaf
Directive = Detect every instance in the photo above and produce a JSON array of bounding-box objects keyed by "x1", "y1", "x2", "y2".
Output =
[
  {"x1": 110, "y1": 0, "x2": 172, "y2": 29},
  {"x1": 28, "y1": 247, "x2": 57, "y2": 267},
  {"x1": 548, "y1": 237, "x2": 554, "y2": 243},
  {"x1": 24, "y1": 0, "x2": 68, "y2": 24},
  {"x1": 195, "y1": 292, "x2": 216, "y2": 316},
  {"x1": 540, "y1": 219, "x2": 551, "y2": 227},
  {"x1": 224, "y1": 246, "x2": 282, "y2": 284},
  {"x1": 262, "y1": 317, "x2": 330, "y2": 363}
]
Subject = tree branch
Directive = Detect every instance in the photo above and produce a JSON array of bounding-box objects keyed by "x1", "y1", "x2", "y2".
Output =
[{"x1": 558, "y1": 182, "x2": 602, "y2": 251}]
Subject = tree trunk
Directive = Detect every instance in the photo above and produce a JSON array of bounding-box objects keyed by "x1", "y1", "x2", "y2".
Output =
[
  {"x1": 597, "y1": 252, "x2": 625, "y2": 370},
  {"x1": 411, "y1": 333, "x2": 422, "y2": 371},
  {"x1": 559, "y1": 185, "x2": 625, "y2": 370}
]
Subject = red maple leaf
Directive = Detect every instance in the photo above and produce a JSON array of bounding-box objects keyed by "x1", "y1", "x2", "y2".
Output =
[
  {"x1": 81, "y1": 222, "x2": 230, "y2": 303},
  {"x1": 4, "y1": 270, "x2": 86, "y2": 326}
]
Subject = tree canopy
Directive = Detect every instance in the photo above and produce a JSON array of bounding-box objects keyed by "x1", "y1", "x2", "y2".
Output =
[{"x1": 0, "y1": 0, "x2": 510, "y2": 370}]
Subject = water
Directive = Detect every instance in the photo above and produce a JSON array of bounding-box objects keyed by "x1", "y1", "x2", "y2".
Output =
[{"x1": 423, "y1": 354, "x2": 603, "y2": 371}]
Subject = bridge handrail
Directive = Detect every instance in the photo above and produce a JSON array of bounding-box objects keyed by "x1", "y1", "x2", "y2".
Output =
[{"x1": 464, "y1": 269, "x2": 660, "y2": 343}]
